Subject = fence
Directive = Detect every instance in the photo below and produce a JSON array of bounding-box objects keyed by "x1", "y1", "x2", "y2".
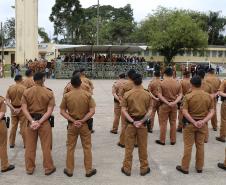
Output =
[{"x1": 55, "y1": 60, "x2": 148, "y2": 79}]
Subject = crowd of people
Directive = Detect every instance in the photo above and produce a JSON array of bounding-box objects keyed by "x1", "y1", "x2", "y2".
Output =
[
  {"x1": 61, "y1": 54, "x2": 145, "y2": 64},
  {"x1": 0, "y1": 66, "x2": 225, "y2": 179}
]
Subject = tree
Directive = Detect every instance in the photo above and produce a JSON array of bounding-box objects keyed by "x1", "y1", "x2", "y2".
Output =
[
  {"x1": 49, "y1": 2, "x2": 135, "y2": 44},
  {"x1": 49, "y1": 0, "x2": 83, "y2": 44},
  {"x1": 2, "y1": 18, "x2": 15, "y2": 47},
  {"x1": 38, "y1": 28, "x2": 50, "y2": 43},
  {"x1": 141, "y1": 7, "x2": 208, "y2": 64},
  {"x1": 207, "y1": 11, "x2": 226, "y2": 45}
]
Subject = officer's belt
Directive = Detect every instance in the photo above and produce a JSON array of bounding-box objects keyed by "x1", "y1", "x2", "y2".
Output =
[
  {"x1": 13, "y1": 105, "x2": 21, "y2": 109},
  {"x1": 127, "y1": 115, "x2": 145, "y2": 124},
  {"x1": 30, "y1": 113, "x2": 54, "y2": 127}
]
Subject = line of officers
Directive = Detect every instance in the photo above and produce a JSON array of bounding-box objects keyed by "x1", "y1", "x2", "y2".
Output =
[
  {"x1": 111, "y1": 67, "x2": 226, "y2": 175},
  {"x1": 0, "y1": 67, "x2": 225, "y2": 178}
]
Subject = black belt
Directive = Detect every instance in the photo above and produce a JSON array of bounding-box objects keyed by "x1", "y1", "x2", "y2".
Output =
[
  {"x1": 127, "y1": 115, "x2": 149, "y2": 126},
  {"x1": 30, "y1": 113, "x2": 54, "y2": 127},
  {"x1": 13, "y1": 105, "x2": 21, "y2": 109},
  {"x1": 68, "y1": 118, "x2": 93, "y2": 131}
]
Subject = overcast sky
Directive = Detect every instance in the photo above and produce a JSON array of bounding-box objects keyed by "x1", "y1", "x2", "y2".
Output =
[{"x1": 0, "y1": 0, "x2": 226, "y2": 38}]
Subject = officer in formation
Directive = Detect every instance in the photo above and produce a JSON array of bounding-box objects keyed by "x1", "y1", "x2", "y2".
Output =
[
  {"x1": 177, "y1": 71, "x2": 191, "y2": 133},
  {"x1": 117, "y1": 69, "x2": 136, "y2": 148},
  {"x1": 60, "y1": 74, "x2": 97, "y2": 177},
  {"x1": 110, "y1": 73, "x2": 127, "y2": 134},
  {"x1": 22, "y1": 69, "x2": 35, "y2": 89},
  {"x1": 21, "y1": 72, "x2": 56, "y2": 175},
  {"x1": 121, "y1": 73, "x2": 152, "y2": 176},
  {"x1": 1, "y1": 66, "x2": 225, "y2": 177},
  {"x1": 176, "y1": 75, "x2": 214, "y2": 174},
  {"x1": 156, "y1": 68, "x2": 182, "y2": 145},
  {"x1": 6, "y1": 75, "x2": 26, "y2": 148},
  {"x1": 148, "y1": 71, "x2": 161, "y2": 133},
  {"x1": 0, "y1": 95, "x2": 15, "y2": 173}
]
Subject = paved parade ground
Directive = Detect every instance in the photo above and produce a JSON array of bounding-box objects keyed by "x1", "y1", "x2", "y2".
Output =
[{"x1": 0, "y1": 78, "x2": 225, "y2": 185}]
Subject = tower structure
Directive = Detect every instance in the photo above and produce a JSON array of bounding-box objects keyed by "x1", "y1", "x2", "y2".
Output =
[{"x1": 16, "y1": 0, "x2": 38, "y2": 64}]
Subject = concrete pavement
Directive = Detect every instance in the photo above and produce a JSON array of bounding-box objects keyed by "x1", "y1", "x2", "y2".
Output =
[{"x1": 0, "y1": 78, "x2": 225, "y2": 185}]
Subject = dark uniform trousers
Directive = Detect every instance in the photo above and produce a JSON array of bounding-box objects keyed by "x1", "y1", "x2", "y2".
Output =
[
  {"x1": 159, "y1": 104, "x2": 177, "y2": 143},
  {"x1": 181, "y1": 124, "x2": 207, "y2": 171},
  {"x1": 123, "y1": 124, "x2": 149, "y2": 173},
  {"x1": 25, "y1": 121, "x2": 54, "y2": 173},
  {"x1": 9, "y1": 112, "x2": 26, "y2": 146},
  {"x1": 150, "y1": 99, "x2": 160, "y2": 129},
  {"x1": 66, "y1": 123, "x2": 92, "y2": 174},
  {"x1": 220, "y1": 102, "x2": 226, "y2": 139},
  {"x1": 112, "y1": 102, "x2": 121, "y2": 132},
  {"x1": 0, "y1": 120, "x2": 9, "y2": 171},
  {"x1": 211, "y1": 99, "x2": 218, "y2": 129}
]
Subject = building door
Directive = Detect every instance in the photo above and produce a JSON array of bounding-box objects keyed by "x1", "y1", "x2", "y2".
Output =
[{"x1": 11, "y1": 53, "x2": 15, "y2": 64}]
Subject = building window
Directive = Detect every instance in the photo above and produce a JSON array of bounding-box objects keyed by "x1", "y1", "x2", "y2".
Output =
[
  {"x1": 193, "y1": 50, "x2": 197, "y2": 56},
  {"x1": 205, "y1": 51, "x2": 210, "y2": 57},
  {"x1": 186, "y1": 50, "x2": 191, "y2": 56}
]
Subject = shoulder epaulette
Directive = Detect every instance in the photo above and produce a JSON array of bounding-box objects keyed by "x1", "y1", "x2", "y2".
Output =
[{"x1": 46, "y1": 87, "x2": 53, "y2": 91}]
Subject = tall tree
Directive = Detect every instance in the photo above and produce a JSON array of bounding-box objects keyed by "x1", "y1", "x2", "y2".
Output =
[
  {"x1": 49, "y1": 0, "x2": 83, "y2": 44},
  {"x1": 141, "y1": 7, "x2": 208, "y2": 64},
  {"x1": 2, "y1": 18, "x2": 15, "y2": 47}
]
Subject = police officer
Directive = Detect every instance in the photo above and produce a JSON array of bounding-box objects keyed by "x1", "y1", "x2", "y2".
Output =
[
  {"x1": 176, "y1": 76, "x2": 214, "y2": 174},
  {"x1": 157, "y1": 67, "x2": 182, "y2": 145},
  {"x1": 197, "y1": 69, "x2": 214, "y2": 143},
  {"x1": 22, "y1": 69, "x2": 35, "y2": 88},
  {"x1": 110, "y1": 73, "x2": 127, "y2": 134},
  {"x1": 177, "y1": 71, "x2": 191, "y2": 133},
  {"x1": 64, "y1": 70, "x2": 92, "y2": 95},
  {"x1": 60, "y1": 74, "x2": 97, "y2": 177},
  {"x1": 6, "y1": 75, "x2": 26, "y2": 148},
  {"x1": 216, "y1": 79, "x2": 226, "y2": 142},
  {"x1": 80, "y1": 68, "x2": 94, "y2": 94},
  {"x1": 0, "y1": 96, "x2": 15, "y2": 173},
  {"x1": 148, "y1": 70, "x2": 161, "y2": 133},
  {"x1": 218, "y1": 148, "x2": 226, "y2": 171},
  {"x1": 204, "y1": 68, "x2": 221, "y2": 131},
  {"x1": 117, "y1": 69, "x2": 136, "y2": 148},
  {"x1": 21, "y1": 72, "x2": 56, "y2": 175},
  {"x1": 121, "y1": 73, "x2": 152, "y2": 176}
]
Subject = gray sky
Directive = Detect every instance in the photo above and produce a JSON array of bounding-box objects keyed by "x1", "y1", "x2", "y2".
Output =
[{"x1": 0, "y1": 0, "x2": 226, "y2": 38}]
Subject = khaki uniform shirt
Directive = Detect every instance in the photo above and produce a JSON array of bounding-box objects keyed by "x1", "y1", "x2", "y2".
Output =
[
  {"x1": 64, "y1": 82, "x2": 91, "y2": 94},
  {"x1": 0, "y1": 96, "x2": 6, "y2": 113},
  {"x1": 21, "y1": 85, "x2": 55, "y2": 114},
  {"x1": 22, "y1": 78, "x2": 35, "y2": 88},
  {"x1": 81, "y1": 76, "x2": 94, "y2": 90},
  {"x1": 148, "y1": 78, "x2": 161, "y2": 97},
  {"x1": 112, "y1": 79, "x2": 127, "y2": 99},
  {"x1": 180, "y1": 78, "x2": 191, "y2": 96},
  {"x1": 204, "y1": 74, "x2": 221, "y2": 93},
  {"x1": 201, "y1": 81, "x2": 213, "y2": 94},
  {"x1": 219, "y1": 80, "x2": 226, "y2": 93},
  {"x1": 118, "y1": 80, "x2": 134, "y2": 99},
  {"x1": 6, "y1": 83, "x2": 26, "y2": 107},
  {"x1": 121, "y1": 86, "x2": 151, "y2": 117},
  {"x1": 183, "y1": 89, "x2": 214, "y2": 120},
  {"x1": 158, "y1": 78, "x2": 182, "y2": 102},
  {"x1": 60, "y1": 88, "x2": 96, "y2": 120}
]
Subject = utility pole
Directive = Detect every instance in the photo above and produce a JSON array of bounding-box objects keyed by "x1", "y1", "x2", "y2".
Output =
[
  {"x1": 97, "y1": 0, "x2": 100, "y2": 46},
  {"x1": 1, "y1": 22, "x2": 4, "y2": 78}
]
